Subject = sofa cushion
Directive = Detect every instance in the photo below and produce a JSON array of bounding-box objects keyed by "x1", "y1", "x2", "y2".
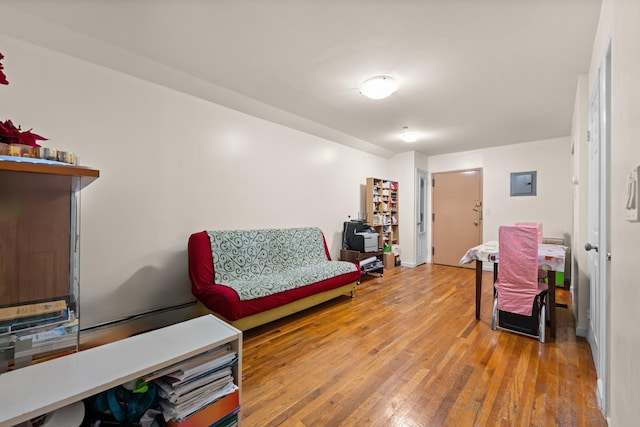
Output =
[{"x1": 207, "y1": 227, "x2": 357, "y2": 300}]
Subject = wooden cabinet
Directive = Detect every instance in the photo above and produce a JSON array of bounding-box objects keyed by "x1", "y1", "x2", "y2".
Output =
[
  {"x1": 0, "y1": 157, "x2": 99, "y2": 371},
  {"x1": 366, "y1": 177, "x2": 399, "y2": 250},
  {"x1": 0, "y1": 315, "x2": 242, "y2": 427}
]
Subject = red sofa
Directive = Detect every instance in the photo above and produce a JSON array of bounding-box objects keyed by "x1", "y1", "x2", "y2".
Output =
[{"x1": 188, "y1": 227, "x2": 360, "y2": 330}]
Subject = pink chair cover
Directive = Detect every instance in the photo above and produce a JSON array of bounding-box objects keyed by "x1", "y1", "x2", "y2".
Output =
[
  {"x1": 516, "y1": 222, "x2": 547, "y2": 279},
  {"x1": 515, "y1": 222, "x2": 543, "y2": 243},
  {"x1": 495, "y1": 225, "x2": 548, "y2": 316}
]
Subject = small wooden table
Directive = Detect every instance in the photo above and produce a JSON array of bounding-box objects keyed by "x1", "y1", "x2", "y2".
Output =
[
  {"x1": 460, "y1": 241, "x2": 566, "y2": 337},
  {"x1": 340, "y1": 249, "x2": 384, "y2": 278}
]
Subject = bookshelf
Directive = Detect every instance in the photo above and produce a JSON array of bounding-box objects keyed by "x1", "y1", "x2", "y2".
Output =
[
  {"x1": 365, "y1": 177, "x2": 399, "y2": 251},
  {"x1": 0, "y1": 156, "x2": 99, "y2": 371},
  {"x1": 0, "y1": 315, "x2": 242, "y2": 427}
]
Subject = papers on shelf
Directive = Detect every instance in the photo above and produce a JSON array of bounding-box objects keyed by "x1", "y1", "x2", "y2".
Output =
[
  {"x1": 156, "y1": 369, "x2": 232, "y2": 404},
  {"x1": 144, "y1": 344, "x2": 234, "y2": 382},
  {"x1": 151, "y1": 343, "x2": 239, "y2": 423},
  {"x1": 359, "y1": 256, "x2": 378, "y2": 267},
  {"x1": 159, "y1": 382, "x2": 238, "y2": 422}
]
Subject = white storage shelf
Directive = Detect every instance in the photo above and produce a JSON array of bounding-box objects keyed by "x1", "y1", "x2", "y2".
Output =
[{"x1": 0, "y1": 315, "x2": 242, "y2": 427}]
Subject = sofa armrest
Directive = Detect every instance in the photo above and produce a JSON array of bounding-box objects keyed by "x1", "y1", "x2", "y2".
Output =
[{"x1": 188, "y1": 231, "x2": 216, "y2": 299}]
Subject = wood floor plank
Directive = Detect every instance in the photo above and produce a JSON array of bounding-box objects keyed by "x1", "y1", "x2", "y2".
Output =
[{"x1": 241, "y1": 263, "x2": 606, "y2": 426}]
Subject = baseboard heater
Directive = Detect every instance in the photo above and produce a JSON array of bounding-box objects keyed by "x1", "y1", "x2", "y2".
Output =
[{"x1": 79, "y1": 301, "x2": 199, "y2": 349}]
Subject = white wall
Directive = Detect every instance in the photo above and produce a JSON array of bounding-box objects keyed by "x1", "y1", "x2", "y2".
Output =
[
  {"x1": 0, "y1": 35, "x2": 389, "y2": 328},
  {"x1": 586, "y1": 0, "x2": 640, "y2": 423},
  {"x1": 389, "y1": 151, "x2": 417, "y2": 266},
  {"x1": 427, "y1": 138, "x2": 573, "y2": 257},
  {"x1": 482, "y1": 138, "x2": 572, "y2": 241}
]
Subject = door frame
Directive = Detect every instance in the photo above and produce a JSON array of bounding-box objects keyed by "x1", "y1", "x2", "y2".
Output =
[
  {"x1": 415, "y1": 169, "x2": 428, "y2": 266},
  {"x1": 587, "y1": 39, "x2": 611, "y2": 416}
]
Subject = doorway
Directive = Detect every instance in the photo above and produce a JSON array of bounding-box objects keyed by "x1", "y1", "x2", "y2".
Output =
[
  {"x1": 431, "y1": 169, "x2": 483, "y2": 267},
  {"x1": 416, "y1": 169, "x2": 428, "y2": 266}
]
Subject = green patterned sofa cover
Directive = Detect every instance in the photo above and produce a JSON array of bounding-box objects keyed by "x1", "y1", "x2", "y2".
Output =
[{"x1": 207, "y1": 227, "x2": 358, "y2": 300}]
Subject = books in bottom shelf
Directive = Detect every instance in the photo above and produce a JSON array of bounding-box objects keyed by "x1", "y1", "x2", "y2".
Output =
[
  {"x1": 14, "y1": 318, "x2": 79, "y2": 358},
  {"x1": 151, "y1": 343, "x2": 239, "y2": 423},
  {"x1": 0, "y1": 300, "x2": 78, "y2": 365}
]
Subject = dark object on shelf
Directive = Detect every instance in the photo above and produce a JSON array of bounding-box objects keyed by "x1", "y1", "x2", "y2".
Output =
[
  {"x1": 86, "y1": 382, "x2": 158, "y2": 426},
  {"x1": 343, "y1": 220, "x2": 378, "y2": 252}
]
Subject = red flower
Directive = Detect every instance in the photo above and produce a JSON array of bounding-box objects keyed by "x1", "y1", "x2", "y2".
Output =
[
  {"x1": 0, "y1": 119, "x2": 48, "y2": 147},
  {"x1": 0, "y1": 52, "x2": 8, "y2": 85},
  {"x1": 0, "y1": 54, "x2": 47, "y2": 147}
]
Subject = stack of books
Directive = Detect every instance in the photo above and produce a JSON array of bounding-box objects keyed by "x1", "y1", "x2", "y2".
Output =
[
  {"x1": 0, "y1": 299, "x2": 78, "y2": 371},
  {"x1": 146, "y1": 343, "x2": 239, "y2": 426}
]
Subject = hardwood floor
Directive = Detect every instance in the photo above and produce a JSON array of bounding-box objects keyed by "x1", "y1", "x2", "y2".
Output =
[{"x1": 241, "y1": 263, "x2": 606, "y2": 426}]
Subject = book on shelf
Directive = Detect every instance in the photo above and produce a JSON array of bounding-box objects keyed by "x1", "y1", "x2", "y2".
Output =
[
  {"x1": 0, "y1": 303, "x2": 78, "y2": 369},
  {"x1": 0, "y1": 299, "x2": 67, "y2": 322},
  {"x1": 211, "y1": 409, "x2": 239, "y2": 427},
  {"x1": 0, "y1": 307, "x2": 71, "y2": 335},
  {"x1": 159, "y1": 382, "x2": 238, "y2": 422},
  {"x1": 165, "y1": 390, "x2": 240, "y2": 427},
  {"x1": 13, "y1": 318, "x2": 79, "y2": 359}
]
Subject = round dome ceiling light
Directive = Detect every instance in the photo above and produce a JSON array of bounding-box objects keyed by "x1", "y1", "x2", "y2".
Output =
[
  {"x1": 360, "y1": 75, "x2": 398, "y2": 100},
  {"x1": 400, "y1": 127, "x2": 420, "y2": 143}
]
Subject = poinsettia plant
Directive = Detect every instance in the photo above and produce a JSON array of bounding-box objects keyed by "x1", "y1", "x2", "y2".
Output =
[
  {"x1": 0, "y1": 52, "x2": 8, "y2": 85},
  {"x1": 0, "y1": 119, "x2": 48, "y2": 147},
  {"x1": 0, "y1": 52, "x2": 48, "y2": 147}
]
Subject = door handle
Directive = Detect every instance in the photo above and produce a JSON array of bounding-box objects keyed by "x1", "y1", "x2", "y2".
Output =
[{"x1": 585, "y1": 242, "x2": 599, "y2": 252}]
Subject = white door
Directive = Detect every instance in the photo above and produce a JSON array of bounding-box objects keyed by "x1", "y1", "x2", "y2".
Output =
[
  {"x1": 416, "y1": 169, "x2": 428, "y2": 265},
  {"x1": 586, "y1": 44, "x2": 610, "y2": 415}
]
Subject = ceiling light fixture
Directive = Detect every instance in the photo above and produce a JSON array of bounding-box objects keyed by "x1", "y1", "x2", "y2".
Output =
[
  {"x1": 400, "y1": 127, "x2": 420, "y2": 143},
  {"x1": 360, "y1": 75, "x2": 398, "y2": 100}
]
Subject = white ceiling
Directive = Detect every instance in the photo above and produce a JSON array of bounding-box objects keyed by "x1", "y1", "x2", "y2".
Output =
[{"x1": 1, "y1": 0, "x2": 602, "y2": 158}]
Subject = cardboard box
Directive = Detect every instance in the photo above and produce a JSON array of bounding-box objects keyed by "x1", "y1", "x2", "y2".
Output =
[
  {"x1": 166, "y1": 389, "x2": 240, "y2": 427},
  {"x1": 383, "y1": 253, "x2": 396, "y2": 270}
]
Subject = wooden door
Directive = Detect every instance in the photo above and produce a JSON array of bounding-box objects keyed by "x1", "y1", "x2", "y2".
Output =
[{"x1": 432, "y1": 169, "x2": 482, "y2": 267}]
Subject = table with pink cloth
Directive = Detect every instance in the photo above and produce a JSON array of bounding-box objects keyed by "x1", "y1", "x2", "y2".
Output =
[{"x1": 460, "y1": 241, "x2": 567, "y2": 337}]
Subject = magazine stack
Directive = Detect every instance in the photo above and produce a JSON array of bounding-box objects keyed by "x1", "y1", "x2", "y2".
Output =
[{"x1": 147, "y1": 343, "x2": 240, "y2": 427}]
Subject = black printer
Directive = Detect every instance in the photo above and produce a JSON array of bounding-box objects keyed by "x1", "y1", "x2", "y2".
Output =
[{"x1": 342, "y1": 220, "x2": 379, "y2": 252}]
